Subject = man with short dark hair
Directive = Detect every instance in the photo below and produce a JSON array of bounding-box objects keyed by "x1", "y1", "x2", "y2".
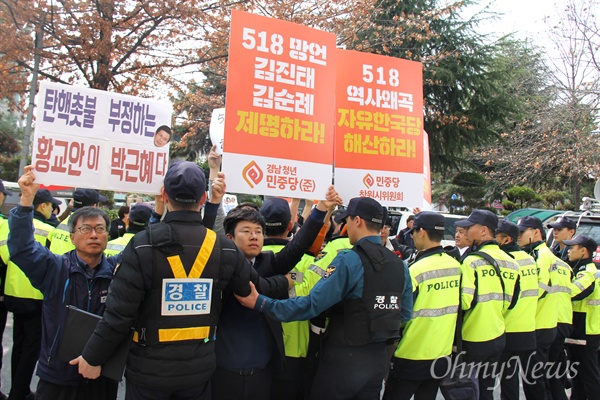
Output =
[
  {"x1": 48, "y1": 188, "x2": 106, "y2": 255},
  {"x1": 237, "y1": 196, "x2": 413, "y2": 400},
  {"x1": 7, "y1": 166, "x2": 119, "y2": 400},
  {"x1": 547, "y1": 217, "x2": 577, "y2": 263},
  {"x1": 214, "y1": 195, "x2": 334, "y2": 400},
  {"x1": 396, "y1": 214, "x2": 415, "y2": 250}
]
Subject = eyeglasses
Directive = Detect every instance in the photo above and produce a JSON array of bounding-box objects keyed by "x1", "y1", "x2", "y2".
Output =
[
  {"x1": 238, "y1": 229, "x2": 263, "y2": 237},
  {"x1": 75, "y1": 225, "x2": 107, "y2": 235}
]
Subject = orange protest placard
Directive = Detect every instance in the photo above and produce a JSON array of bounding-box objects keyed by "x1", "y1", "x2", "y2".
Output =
[
  {"x1": 334, "y1": 49, "x2": 424, "y2": 206},
  {"x1": 223, "y1": 10, "x2": 337, "y2": 197},
  {"x1": 335, "y1": 49, "x2": 423, "y2": 172}
]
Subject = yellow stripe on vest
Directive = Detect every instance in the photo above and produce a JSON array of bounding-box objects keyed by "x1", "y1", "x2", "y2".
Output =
[
  {"x1": 158, "y1": 326, "x2": 210, "y2": 342},
  {"x1": 166, "y1": 230, "x2": 217, "y2": 279}
]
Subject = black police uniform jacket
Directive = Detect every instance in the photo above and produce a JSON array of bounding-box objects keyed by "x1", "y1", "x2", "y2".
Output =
[
  {"x1": 81, "y1": 211, "x2": 288, "y2": 391},
  {"x1": 326, "y1": 239, "x2": 405, "y2": 346}
]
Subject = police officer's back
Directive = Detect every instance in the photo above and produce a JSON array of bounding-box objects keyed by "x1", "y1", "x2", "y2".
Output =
[{"x1": 79, "y1": 163, "x2": 253, "y2": 399}]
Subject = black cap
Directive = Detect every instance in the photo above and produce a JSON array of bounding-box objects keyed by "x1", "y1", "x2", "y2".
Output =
[
  {"x1": 334, "y1": 197, "x2": 384, "y2": 225},
  {"x1": 0, "y1": 180, "x2": 8, "y2": 196},
  {"x1": 33, "y1": 189, "x2": 61, "y2": 206},
  {"x1": 73, "y1": 188, "x2": 107, "y2": 209},
  {"x1": 128, "y1": 203, "x2": 152, "y2": 227},
  {"x1": 408, "y1": 211, "x2": 445, "y2": 234},
  {"x1": 164, "y1": 161, "x2": 206, "y2": 203},
  {"x1": 454, "y1": 209, "x2": 498, "y2": 232},
  {"x1": 517, "y1": 216, "x2": 545, "y2": 232},
  {"x1": 547, "y1": 217, "x2": 577, "y2": 231},
  {"x1": 260, "y1": 198, "x2": 291, "y2": 227},
  {"x1": 563, "y1": 235, "x2": 598, "y2": 255},
  {"x1": 496, "y1": 220, "x2": 519, "y2": 241}
]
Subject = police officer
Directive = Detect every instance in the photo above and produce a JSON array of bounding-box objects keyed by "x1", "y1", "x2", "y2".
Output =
[
  {"x1": 384, "y1": 212, "x2": 460, "y2": 400},
  {"x1": 104, "y1": 203, "x2": 152, "y2": 257},
  {"x1": 48, "y1": 189, "x2": 106, "y2": 255},
  {"x1": 237, "y1": 197, "x2": 413, "y2": 400},
  {"x1": 547, "y1": 217, "x2": 577, "y2": 263},
  {"x1": 0, "y1": 180, "x2": 11, "y2": 400},
  {"x1": 74, "y1": 163, "x2": 287, "y2": 400},
  {"x1": 517, "y1": 216, "x2": 572, "y2": 399},
  {"x1": 0, "y1": 188, "x2": 60, "y2": 400},
  {"x1": 494, "y1": 220, "x2": 539, "y2": 400},
  {"x1": 454, "y1": 210, "x2": 519, "y2": 400},
  {"x1": 563, "y1": 235, "x2": 600, "y2": 400}
]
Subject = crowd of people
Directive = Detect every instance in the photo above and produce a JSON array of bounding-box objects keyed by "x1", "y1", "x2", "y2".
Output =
[{"x1": 0, "y1": 151, "x2": 597, "y2": 400}]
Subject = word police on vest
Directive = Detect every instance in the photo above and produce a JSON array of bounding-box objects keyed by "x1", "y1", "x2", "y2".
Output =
[{"x1": 373, "y1": 295, "x2": 400, "y2": 310}]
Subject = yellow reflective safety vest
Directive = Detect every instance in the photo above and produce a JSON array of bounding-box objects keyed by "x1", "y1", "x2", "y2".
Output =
[
  {"x1": 105, "y1": 232, "x2": 135, "y2": 257},
  {"x1": 394, "y1": 248, "x2": 460, "y2": 360},
  {"x1": 0, "y1": 217, "x2": 54, "y2": 301},
  {"x1": 503, "y1": 247, "x2": 538, "y2": 335},
  {"x1": 460, "y1": 242, "x2": 519, "y2": 344},
  {"x1": 571, "y1": 262, "x2": 600, "y2": 336},
  {"x1": 263, "y1": 243, "x2": 312, "y2": 359},
  {"x1": 48, "y1": 215, "x2": 74, "y2": 255},
  {"x1": 533, "y1": 243, "x2": 571, "y2": 330}
]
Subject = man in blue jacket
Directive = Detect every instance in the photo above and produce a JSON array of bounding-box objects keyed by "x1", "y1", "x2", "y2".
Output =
[
  {"x1": 237, "y1": 197, "x2": 413, "y2": 400},
  {"x1": 8, "y1": 166, "x2": 120, "y2": 400}
]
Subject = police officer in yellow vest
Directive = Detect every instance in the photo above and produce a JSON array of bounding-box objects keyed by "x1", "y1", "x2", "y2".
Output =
[
  {"x1": 104, "y1": 203, "x2": 152, "y2": 257},
  {"x1": 563, "y1": 235, "x2": 600, "y2": 399},
  {"x1": 454, "y1": 210, "x2": 519, "y2": 400},
  {"x1": 494, "y1": 220, "x2": 539, "y2": 400},
  {"x1": 74, "y1": 163, "x2": 285, "y2": 400},
  {"x1": 517, "y1": 215, "x2": 573, "y2": 399},
  {"x1": 0, "y1": 179, "x2": 10, "y2": 400},
  {"x1": 48, "y1": 188, "x2": 106, "y2": 255},
  {"x1": 0, "y1": 188, "x2": 59, "y2": 400},
  {"x1": 384, "y1": 211, "x2": 460, "y2": 400}
]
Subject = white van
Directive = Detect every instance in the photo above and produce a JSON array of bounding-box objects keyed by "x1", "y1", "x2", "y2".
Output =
[{"x1": 387, "y1": 209, "x2": 466, "y2": 247}]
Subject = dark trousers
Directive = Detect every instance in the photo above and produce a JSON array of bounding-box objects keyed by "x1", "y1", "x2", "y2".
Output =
[
  {"x1": 568, "y1": 336, "x2": 600, "y2": 400},
  {"x1": 522, "y1": 341, "x2": 551, "y2": 400},
  {"x1": 0, "y1": 301, "x2": 7, "y2": 393},
  {"x1": 463, "y1": 352, "x2": 501, "y2": 400},
  {"x1": 383, "y1": 377, "x2": 440, "y2": 400},
  {"x1": 271, "y1": 356, "x2": 306, "y2": 400},
  {"x1": 36, "y1": 378, "x2": 118, "y2": 400},
  {"x1": 499, "y1": 350, "x2": 547, "y2": 400},
  {"x1": 125, "y1": 380, "x2": 209, "y2": 400},
  {"x1": 211, "y1": 367, "x2": 271, "y2": 400},
  {"x1": 10, "y1": 312, "x2": 42, "y2": 400},
  {"x1": 309, "y1": 343, "x2": 387, "y2": 400},
  {"x1": 547, "y1": 324, "x2": 571, "y2": 400}
]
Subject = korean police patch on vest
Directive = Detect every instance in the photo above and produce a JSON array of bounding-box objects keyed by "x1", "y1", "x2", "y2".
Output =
[
  {"x1": 161, "y1": 278, "x2": 212, "y2": 316},
  {"x1": 373, "y1": 295, "x2": 400, "y2": 310},
  {"x1": 323, "y1": 265, "x2": 336, "y2": 279}
]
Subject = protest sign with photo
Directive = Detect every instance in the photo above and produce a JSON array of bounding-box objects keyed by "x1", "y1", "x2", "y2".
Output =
[{"x1": 32, "y1": 81, "x2": 172, "y2": 194}]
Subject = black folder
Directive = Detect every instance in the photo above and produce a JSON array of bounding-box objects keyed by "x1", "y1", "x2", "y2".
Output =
[{"x1": 58, "y1": 305, "x2": 133, "y2": 381}]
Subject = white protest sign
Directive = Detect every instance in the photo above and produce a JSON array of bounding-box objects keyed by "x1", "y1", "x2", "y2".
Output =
[
  {"x1": 32, "y1": 81, "x2": 172, "y2": 194},
  {"x1": 209, "y1": 108, "x2": 225, "y2": 155}
]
